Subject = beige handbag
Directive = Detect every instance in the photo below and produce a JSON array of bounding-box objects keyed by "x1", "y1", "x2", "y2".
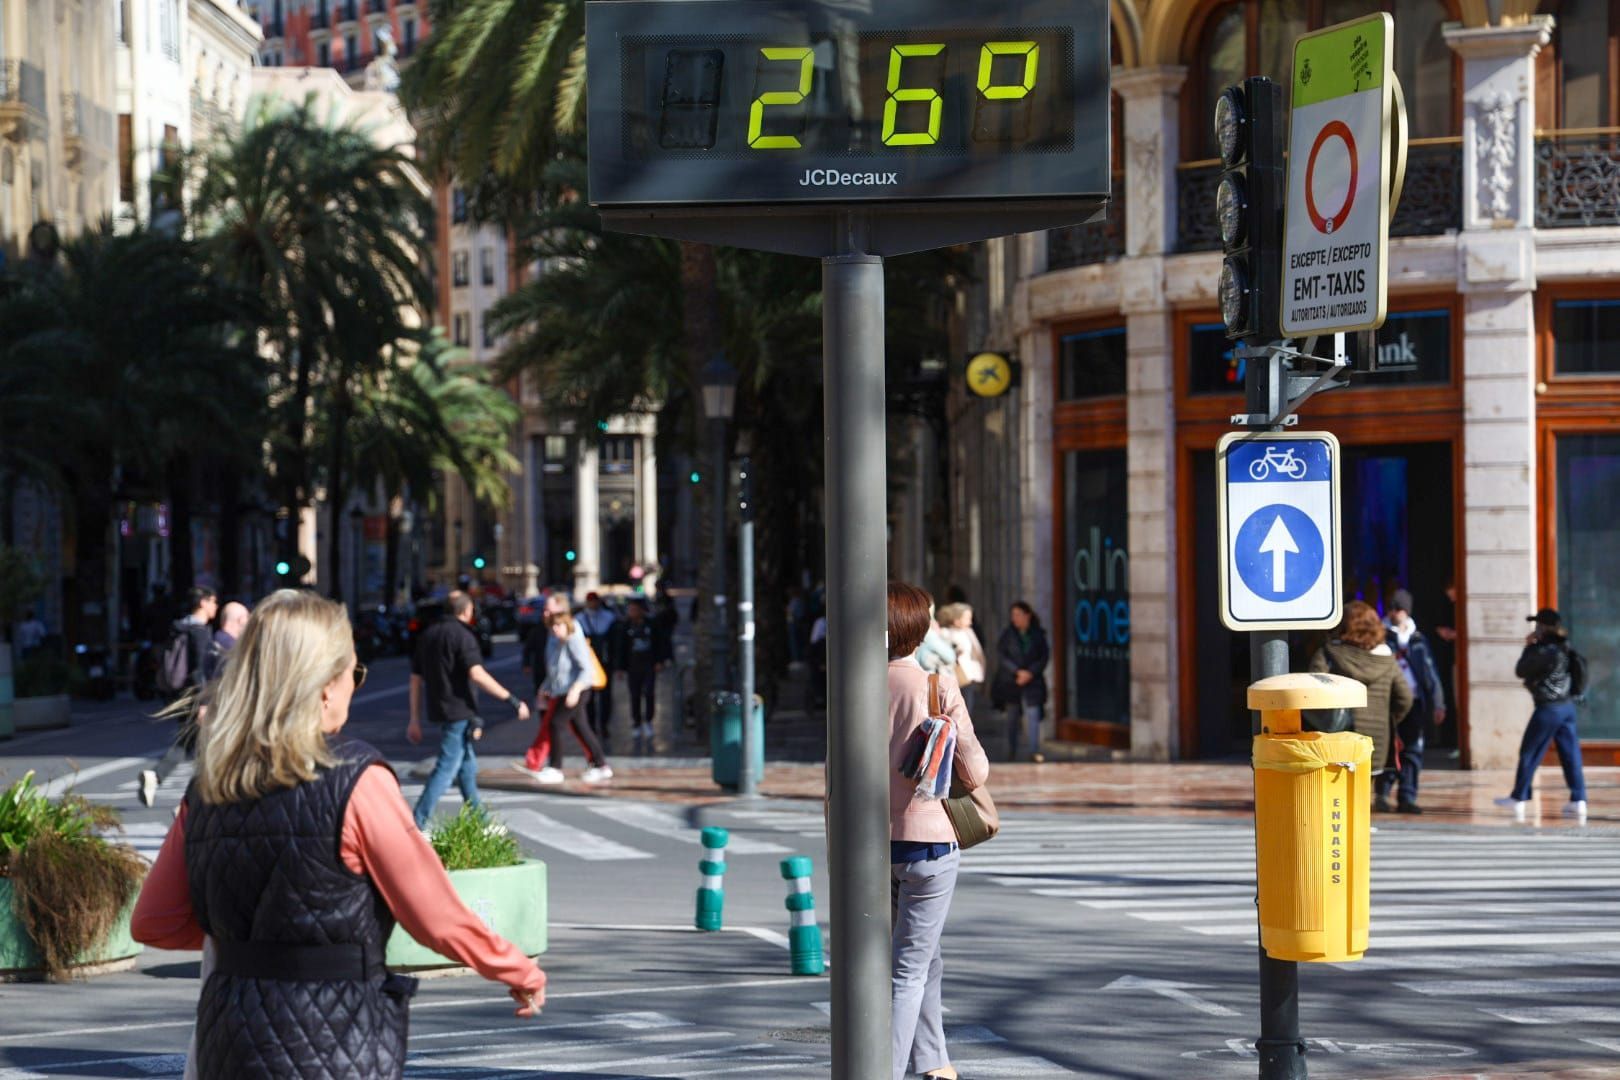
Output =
[{"x1": 928, "y1": 674, "x2": 1001, "y2": 849}]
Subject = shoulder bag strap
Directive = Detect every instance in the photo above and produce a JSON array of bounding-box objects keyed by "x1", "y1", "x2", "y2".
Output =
[{"x1": 928, "y1": 672, "x2": 941, "y2": 717}]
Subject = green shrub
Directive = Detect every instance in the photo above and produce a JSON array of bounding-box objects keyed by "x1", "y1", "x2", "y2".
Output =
[
  {"x1": 0, "y1": 771, "x2": 145, "y2": 978},
  {"x1": 428, "y1": 804, "x2": 522, "y2": 872}
]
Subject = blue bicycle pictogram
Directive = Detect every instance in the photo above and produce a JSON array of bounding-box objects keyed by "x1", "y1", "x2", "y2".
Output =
[{"x1": 1234, "y1": 504, "x2": 1325, "y2": 601}]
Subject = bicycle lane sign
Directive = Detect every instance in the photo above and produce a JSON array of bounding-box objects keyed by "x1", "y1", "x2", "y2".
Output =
[{"x1": 1217, "y1": 432, "x2": 1342, "y2": 630}]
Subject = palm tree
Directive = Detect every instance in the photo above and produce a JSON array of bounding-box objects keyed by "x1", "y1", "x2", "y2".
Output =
[
  {"x1": 189, "y1": 95, "x2": 433, "y2": 595},
  {"x1": 0, "y1": 224, "x2": 264, "y2": 645},
  {"x1": 335, "y1": 330, "x2": 519, "y2": 602}
]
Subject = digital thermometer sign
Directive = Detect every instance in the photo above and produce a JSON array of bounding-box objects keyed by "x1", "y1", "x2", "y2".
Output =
[{"x1": 586, "y1": 0, "x2": 1111, "y2": 209}]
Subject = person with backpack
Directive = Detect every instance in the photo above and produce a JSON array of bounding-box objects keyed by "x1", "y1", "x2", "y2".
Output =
[
  {"x1": 140, "y1": 586, "x2": 221, "y2": 807},
  {"x1": 1496, "y1": 608, "x2": 1589, "y2": 821},
  {"x1": 1378, "y1": 589, "x2": 1447, "y2": 814}
]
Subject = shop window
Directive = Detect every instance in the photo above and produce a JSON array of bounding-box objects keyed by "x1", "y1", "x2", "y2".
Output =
[
  {"x1": 1059, "y1": 326, "x2": 1127, "y2": 399},
  {"x1": 542, "y1": 435, "x2": 569, "y2": 474},
  {"x1": 1551, "y1": 0, "x2": 1616, "y2": 129},
  {"x1": 1063, "y1": 449, "x2": 1130, "y2": 726},
  {"x1": 1186, "y1": 0, "x2": 1457, "y2": 158},
  {"x1": 1556, "y1": 434, "x2": 1620, "y2": 740},
  {"x1": 1552, "y1": 299, "x2": 1620, "y2": 375},
  {"x1": 1187, "y1": 322, "x2": 1247, "y2": 394},
  {"x1": 1188, "y1": 309, "x2": 1451, "y2": 394}
]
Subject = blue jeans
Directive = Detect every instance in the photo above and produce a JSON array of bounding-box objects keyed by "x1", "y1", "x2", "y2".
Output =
[
  {"x1": 413, "y1": 718, "x2": 482, "y2": 829},
  {"x1": 1510, "y1": 700, "x2": 1587, "y2": 802},
  {"x1": 1008, "y1": 704, "x2": 1043, "y2": 761}
]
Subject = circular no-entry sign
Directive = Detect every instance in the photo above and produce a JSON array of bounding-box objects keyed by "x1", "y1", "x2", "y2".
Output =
[{"x1": 1305, "y1": 120, "x2": 1357, "y2": 235}]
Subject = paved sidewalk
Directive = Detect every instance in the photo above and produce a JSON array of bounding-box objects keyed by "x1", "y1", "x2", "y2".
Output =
[{"x1": 477, "y1": 757, "x2": 1618, "y2": 829}]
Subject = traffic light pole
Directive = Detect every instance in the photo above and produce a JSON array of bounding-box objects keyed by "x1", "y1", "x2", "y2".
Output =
[
  {"x1": 823, "y1": 216, "x2": 892, "y2": 1080},
  {"x1": 737, "y1": 456, "x2": 758, "y2": 798}
]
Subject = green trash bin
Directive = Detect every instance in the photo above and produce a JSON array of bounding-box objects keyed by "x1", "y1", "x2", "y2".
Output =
[{"x1": 710, "y1": 691, "x2": 765, "y2": 790}]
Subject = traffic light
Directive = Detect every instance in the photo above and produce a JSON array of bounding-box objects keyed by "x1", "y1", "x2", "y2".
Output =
[
  {"x1": 275, "y1": 560, "x2": 292, "y2": 577},
  {"x1": 471, "y1": 554, "x2": 487, "y2": 570},
  {"x1": 737, "y1": 457, "x2": 754, "y2": 523},
  {"x1": 565, "y1": 549, "x2": 577, "y2": 563},
  {"x1": 1214, "y1": 77, "x2": 1284, "y2": 342},
  {"x1": 689, "y1": 470, "x2": 702, "y2": 485}
]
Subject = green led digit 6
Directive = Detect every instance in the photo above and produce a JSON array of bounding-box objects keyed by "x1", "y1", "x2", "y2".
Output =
[
  {"x1": 978, "y1": 41, "x2": 1039, "y2": 99},
  {"x1": 747, "y1": 47, "x2": 814, "y2": 149},
  {"x1": 882, "y1": 43, "x2": 945, "y2": 147}
]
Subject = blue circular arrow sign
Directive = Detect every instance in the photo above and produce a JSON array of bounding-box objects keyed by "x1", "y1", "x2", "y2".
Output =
[{"x1": 1235, "y1": 504, "x2": 1325, "y2": 602}]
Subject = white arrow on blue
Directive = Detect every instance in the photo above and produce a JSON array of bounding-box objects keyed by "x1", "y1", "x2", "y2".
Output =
[{"x1": 1258, "y1": 515, "x2": 1299, "y2": 593}]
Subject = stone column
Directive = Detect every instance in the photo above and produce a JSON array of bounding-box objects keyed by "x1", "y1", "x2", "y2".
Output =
[
  {"x1": 1115, "y1": 66, "x2": 1185, "y2": 760},
  {"x1": 637, "y1": 431, "x2": 659, "y2": 590},
  {"x1": 1113, "y1": 66, "x2": 1186, "y2": 259},
  {"x1": 573, "y1": 436, "x2": 601, "y2": 597},
  {"x1": 1445, "y1": 18, "x2": 1550, "y2": 769}
]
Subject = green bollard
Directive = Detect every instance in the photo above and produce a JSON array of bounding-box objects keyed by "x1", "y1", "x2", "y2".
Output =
[
  {"x1": 695, "y1": 827, "x2": 729, "y2": 931},
  {"x1": 779, "y1": 855, "x2": 825, "y2": 975}
]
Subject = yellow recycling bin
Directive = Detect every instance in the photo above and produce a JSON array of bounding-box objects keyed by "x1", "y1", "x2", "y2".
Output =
[{"x1": 1249, "y1": 674, "x2": 1372, "y2": 964}]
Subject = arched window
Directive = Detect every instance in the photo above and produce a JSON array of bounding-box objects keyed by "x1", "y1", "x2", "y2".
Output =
[
  {"x1": 1185, "y1": 0, "x2": 1458, "y2": 158},
  {"x1": 1548, "y1": 0, "x2": 1618, "y2": 129}
]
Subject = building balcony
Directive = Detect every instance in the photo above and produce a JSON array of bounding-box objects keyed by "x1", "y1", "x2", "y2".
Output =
[
  {"x1": 61, "y1": 92, "x2": 115, "y2": 169},
  {"x1": 1047, "y1": 176, "x2": 1126, "y2": 269},
  {"x1": 0, "y1": 59, "x2": 47, "y2": 143},
  {"x1": 1536, "y1": 130, "x2": 1620, "y2": 229},
  {"x1": 1174, "y1": 140, "x2": 1463, "y2": 253},
  {"x1": 311, "y1": 9, "x2": 330, "y2": 29}
]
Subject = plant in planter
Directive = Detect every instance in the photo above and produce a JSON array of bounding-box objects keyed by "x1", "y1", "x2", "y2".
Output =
[
  {"x1": 0, "y1": 771, "x2": 147, "y2": 979},
  {"x1": 386, "y1": 804, "x2": 547, "y2": 969}
]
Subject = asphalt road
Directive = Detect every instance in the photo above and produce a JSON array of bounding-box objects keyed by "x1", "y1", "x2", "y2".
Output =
[{"x1": 3, "y1": 642, "x2": 1619, "y2": 1077}]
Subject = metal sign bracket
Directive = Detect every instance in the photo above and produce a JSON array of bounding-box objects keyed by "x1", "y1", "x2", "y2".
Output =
[{"x1": 1229, "y1": 334, "x2": 1350, "y2": 429}]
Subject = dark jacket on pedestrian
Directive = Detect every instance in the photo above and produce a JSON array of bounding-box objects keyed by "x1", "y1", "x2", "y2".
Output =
[
  {"x1": 1517, "y1": 637, "x2": 1576, "y2": 705},
  {"x1": 614, "y1": 618, "x2": 671, "y2": 675},
  {"x1": 1309, "y1": 640, "x2": 1414, "y2": 773},
  {"x1": 1387, "y1": 622, "x2": 1444, "y2": 727},
  {"x1": 992, "y1": 625, "x2": 1050, "y2": 708},
  {"x1": 173, "y1": 616, "x2": 219, "y2": 692}
]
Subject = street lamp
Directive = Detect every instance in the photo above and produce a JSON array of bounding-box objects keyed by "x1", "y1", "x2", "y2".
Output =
[{"x1": 702, "y1": 354, "x2": 736, "y2": 699}]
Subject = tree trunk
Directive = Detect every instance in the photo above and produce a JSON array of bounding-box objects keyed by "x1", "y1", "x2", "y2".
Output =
[
  {"x1": 282, "y1": 336, "x2": 314, "y2": 563},
  {"x1": 326, "y1": 393, "x2": 350, "y2": 606},
  {"x1": 168, "y1": 452, "x2": 196, "y2": 595}
]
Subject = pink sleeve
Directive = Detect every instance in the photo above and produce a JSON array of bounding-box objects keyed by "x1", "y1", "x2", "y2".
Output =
[
  {"x1": 948, "y1": 678, "x2": 991, "y2": 791},
  {"x1": 130, "y1": 803, "x2": 206, "y2": 951},
  {"x1": 342, "y1": 766, "x2": 546, "y2": 995}
]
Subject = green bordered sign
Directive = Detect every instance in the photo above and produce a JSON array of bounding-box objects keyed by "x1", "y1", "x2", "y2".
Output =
[{"x1": 1281, "y1": 13, "x2": 1394, "y2": 337}]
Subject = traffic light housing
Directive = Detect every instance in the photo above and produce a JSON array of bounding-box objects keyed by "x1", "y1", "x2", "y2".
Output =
[
  {"x1": 1215, "y1": 77, "x2": 1284, "y2": 342},
  {"x1": 737, "y1": 457, "x2": 754, "y2": 523},
  {"x1": 471, "y1": 554, "x2": 487, "y2": 570}
]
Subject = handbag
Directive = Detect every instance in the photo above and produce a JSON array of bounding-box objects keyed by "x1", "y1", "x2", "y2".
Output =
[
  {"x1": 585, "y1": 642, "x2": 609, "y2": 690},
  {"x1": 928, "y1": 674, "x2": 1000, "y2": 849}
]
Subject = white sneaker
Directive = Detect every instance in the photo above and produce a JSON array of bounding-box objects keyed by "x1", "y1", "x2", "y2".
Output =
[
  {"x1": 515, "y1": 763, "x2": 566, "y2": 785},
  {"x1": 1564, "y1": 800, "x2": 1588, "y2": 819},
  {"x1": 139, "y1": 769, "x2": 158, "y2": 808},
  {"x1": 1494, "y1": 796, "x2": 1530, "y2": 819},
  {"x1": 581, "y1": 765, "x2": 614, "y2": 784}
]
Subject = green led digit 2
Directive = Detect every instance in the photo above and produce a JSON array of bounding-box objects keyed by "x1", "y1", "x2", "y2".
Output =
[{"x1": 747, "y1": 47, "x2": 814, "y2": 149}]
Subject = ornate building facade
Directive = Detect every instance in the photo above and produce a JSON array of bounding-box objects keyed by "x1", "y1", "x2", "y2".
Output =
[{"x1": 951, "y1": 1, "x2": 1620, "y2": 769}]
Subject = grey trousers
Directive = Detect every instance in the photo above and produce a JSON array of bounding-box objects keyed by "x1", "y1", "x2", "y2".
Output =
[{"x1": 891, "y1": 849, "x2": 960, "y2": 1080}]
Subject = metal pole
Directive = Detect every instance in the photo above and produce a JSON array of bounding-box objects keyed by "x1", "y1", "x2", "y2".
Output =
[
  {"x1": 823, "y1": 219, "x2": 890, "y2": 1080},
  {"x1": 709, "y1": 418, "x2": 730, "y2": 692},
  {"x1": 737, "y1": 454, "x2": 757, "y2": 798},
  {"x1": 1249, "y1": 356, "x2": 1307, "y2": 1079}
]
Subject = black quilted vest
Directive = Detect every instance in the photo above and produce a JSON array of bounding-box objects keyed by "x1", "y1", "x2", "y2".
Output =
[{"x1": 185, "y1": 739, "x2": 413, "y2": 1079}]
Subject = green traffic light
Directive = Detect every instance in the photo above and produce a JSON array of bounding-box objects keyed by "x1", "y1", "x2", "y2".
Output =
[
  {"x1": 565, "y1": 549, "x2": 577, "y2": 562},
  {"x1": 472, "y1": 556, "x2": 486, "y2": 569},
  {"x1": 275, "y1": 560, "x2": 291, "y2": 576},
  {"x1": 690, "y1": 471, "x2": 701, "y2": 484}
]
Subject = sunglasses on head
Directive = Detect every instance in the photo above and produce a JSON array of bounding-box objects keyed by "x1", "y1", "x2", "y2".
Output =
[{"x1": 353, "y1": 660, "x2": 368, "y2": 690}]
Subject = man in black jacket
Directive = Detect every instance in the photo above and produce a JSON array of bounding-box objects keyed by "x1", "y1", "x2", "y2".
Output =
[
  {"x1": 1496, "y1": 608, "x2": 1588, "y2": 821},
  {"x1": 139, "y1": 586, "x2": 220, "y2": 807},
  {"x1": 615, "y1": 598, "x2": 671, "y2": 751}
]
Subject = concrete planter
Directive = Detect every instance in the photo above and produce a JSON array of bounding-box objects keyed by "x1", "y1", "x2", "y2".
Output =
[
  {"x1": 386, "y1": 859, "x2": 547, "y2": 970},
  {"x1": 14, "y1": 693, "x2": 70, "y2": 732},
  {"x1": 0, "y1": 878, "x2": 140, "y2": 980}
]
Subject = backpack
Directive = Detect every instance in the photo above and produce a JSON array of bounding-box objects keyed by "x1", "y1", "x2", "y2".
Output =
[
  {"x1": 156, "y1": 626, "x2": 192, "y2": 696},
  {"x1": 1568, "y1": 646, "x2": 1590, "y2": 701}
]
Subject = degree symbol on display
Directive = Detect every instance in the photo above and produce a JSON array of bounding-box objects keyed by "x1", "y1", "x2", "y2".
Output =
[{"x1": 1305, "y1": 120, "x2": 1357, "y2": 235}]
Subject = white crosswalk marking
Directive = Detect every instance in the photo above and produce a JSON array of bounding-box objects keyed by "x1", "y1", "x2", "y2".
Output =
[
  {"x1": 587, "y1": 802, "x2": 789, "y2": 855},
  {"x1": 504, "y1": 807, "x2": 656, "y2": 861}
]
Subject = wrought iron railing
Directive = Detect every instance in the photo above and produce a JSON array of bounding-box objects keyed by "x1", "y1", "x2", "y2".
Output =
[
  {"x1": 1175, "y1": 139, "x2": 1462, "y2": 252},
  {"x1": 1046, "y1": 177, "x2": 1126, "y2": 269},
  {"x1": 1175, "y1": 162, "x2": 1223, "y2": 252},
  {"x1": 61, "y1": 92, "x2": 116, "y2": 148},
  {"x1": 1390, "y1": 139, "x2": 1462, "y2": 236},
  {"x1": 0, "y1": 59, "x2": 47, "y2": 113},
  {"x1": 1536, "y1": 130, "x2": 1620, "y2": 228}
]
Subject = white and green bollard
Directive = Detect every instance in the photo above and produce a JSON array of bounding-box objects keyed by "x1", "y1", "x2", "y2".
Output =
[
  {"x1": 780, "y1": 855, "x2": 825, "y2": 975},
  {"x1": 695, "y1": 826, "x2": 729, "y2": 931}
]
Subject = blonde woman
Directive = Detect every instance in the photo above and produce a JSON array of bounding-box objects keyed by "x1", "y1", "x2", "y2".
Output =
[
  {"x1": 935, "y1": 603, "x2": 986, "y2": 713},
  {"x1": 132, "y1": 590, "x2": 545, "y2": 1079}
]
